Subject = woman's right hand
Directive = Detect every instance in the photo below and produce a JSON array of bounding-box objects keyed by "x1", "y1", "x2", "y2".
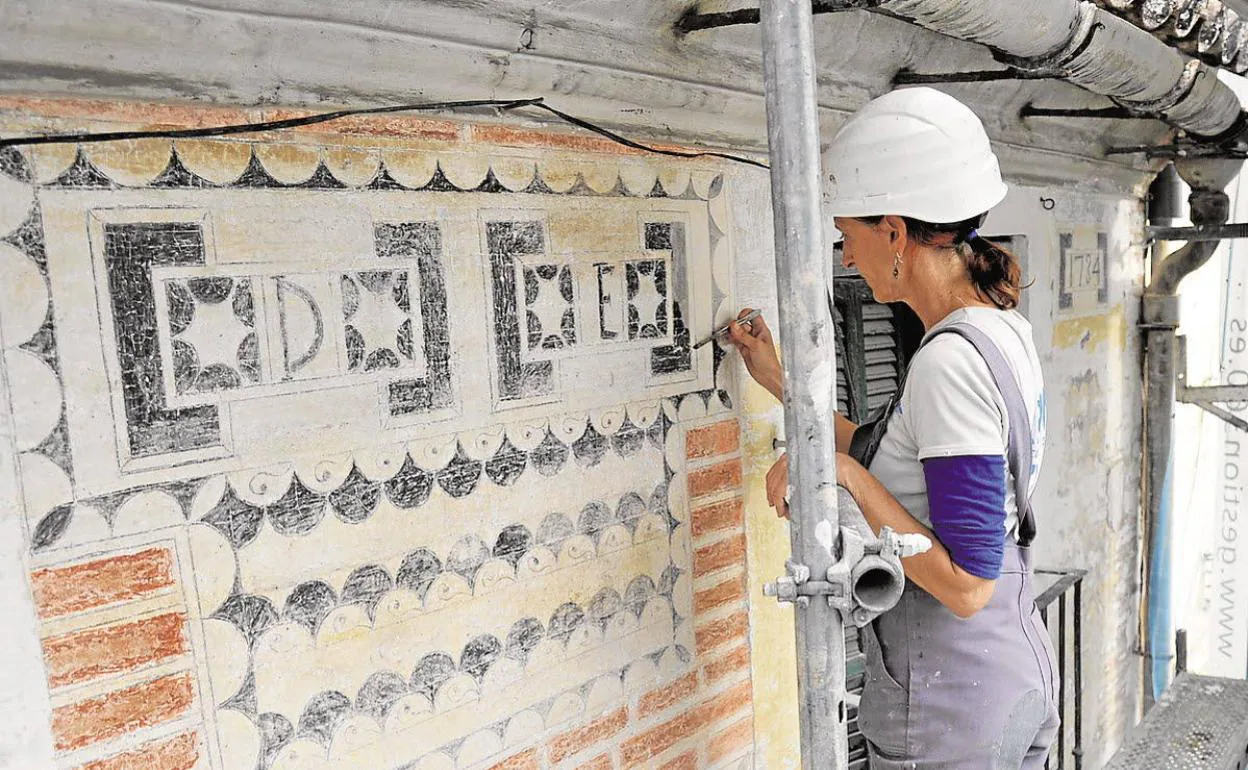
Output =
[
  {"x1": 766, "y1": 453, "x2": 790, "y2": 519},
  {"x1": 725, "y1": 307, "x2": 783, "y2": 400}
]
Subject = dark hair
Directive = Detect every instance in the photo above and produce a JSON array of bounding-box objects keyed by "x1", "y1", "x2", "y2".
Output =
[{"x1": 857, "y1": 214, "x2": 1022, "y2": 310}]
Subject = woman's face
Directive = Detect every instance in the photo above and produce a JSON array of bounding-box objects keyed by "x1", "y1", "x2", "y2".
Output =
[{"x1": 834, "y1": 216, "x2": 902, "y2": 303}]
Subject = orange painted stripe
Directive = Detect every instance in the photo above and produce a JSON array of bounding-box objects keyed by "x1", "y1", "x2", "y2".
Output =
[
  {"x1": 32, "y1": 548, "x2": 175, "y2": 619},
  {"x1": 75, "y1": 731, "x2": 199, "y2": 770},
  {"x1": 261, "y1": 108, "x2": 461, "y2": 140},
  {"x1": 472, "y1": 123, "x2": 695, "y2": 157},
  {"x1": 44, "y1": 612, "x2": 187, "y2": 689},
  {"x1": 52, "y1": 674, "x2": 194, "y2": 753},
  {"x1": 0, "y1": 96, "x2": 254, "y2": 129}
]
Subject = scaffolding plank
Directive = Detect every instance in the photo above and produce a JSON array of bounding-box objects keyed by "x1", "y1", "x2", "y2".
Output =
[{"x1": 1103, "y1": 673, "x2": 1248, "y2": 769}]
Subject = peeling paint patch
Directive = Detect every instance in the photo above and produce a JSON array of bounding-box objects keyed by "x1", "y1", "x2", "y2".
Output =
[{"x1": 1052, "y1": 307, "x2": 1126, "y2": 353}]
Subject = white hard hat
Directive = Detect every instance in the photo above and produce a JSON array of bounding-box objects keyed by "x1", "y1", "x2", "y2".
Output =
[{"x1": 824, "y1": 87, "x2": 1008, "y2": 223}]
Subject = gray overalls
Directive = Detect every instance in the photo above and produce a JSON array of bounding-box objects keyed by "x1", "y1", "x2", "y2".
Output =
[{"x1": 850, "y1": 323, "x2": 1060, "y2": 768}]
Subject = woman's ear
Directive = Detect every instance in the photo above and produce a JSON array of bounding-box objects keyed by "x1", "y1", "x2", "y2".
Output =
[{"x1": 881, "y1": 214, "x2": 908, "y2": 250}]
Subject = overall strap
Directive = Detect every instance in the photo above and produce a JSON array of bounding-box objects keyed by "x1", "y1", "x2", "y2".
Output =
[
  {"x1": 934, "y1": 323, "x2": 1037, "y2": 548},
  {"x1": 846, "y1": 321, "x2": 1038, "y2": 547}
]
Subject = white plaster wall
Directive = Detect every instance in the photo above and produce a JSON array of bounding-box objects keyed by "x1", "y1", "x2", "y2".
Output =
[
  {"x1": 1172, "y1": 182, "x2": 1248, "y2": 680},
  {"x1": 0, "y1": 284, "x2": 57, "y2": 770}
]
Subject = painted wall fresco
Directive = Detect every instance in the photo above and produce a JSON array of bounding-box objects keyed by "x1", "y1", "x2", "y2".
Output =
[{"x1": 0, "y1": 106, "x2": 754, "y2": 770}]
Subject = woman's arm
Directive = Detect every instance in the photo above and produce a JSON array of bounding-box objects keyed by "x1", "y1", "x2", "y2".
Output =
[
  {"x1": 727, "y1": 308, "x2": 859, "y2": 452},
  {"x1": 834, "y1": 412, "x2": 858, "y2": 454},
  {"x1": 836, "y1": 452, "x2": 995, "y2": 619}
]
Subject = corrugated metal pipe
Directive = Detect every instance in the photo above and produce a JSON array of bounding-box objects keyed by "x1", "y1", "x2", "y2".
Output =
[
  {"x1": 873, "y1": 0, "x2": 1245, "y2": 140},
  {"x1": 1097, "y1": 0, "x2": 1248, "y2": 75}
]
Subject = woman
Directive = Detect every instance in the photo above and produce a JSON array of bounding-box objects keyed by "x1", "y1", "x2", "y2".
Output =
[{"x1": 728, "y1": 87, "x2": 1059, "y2": 768}]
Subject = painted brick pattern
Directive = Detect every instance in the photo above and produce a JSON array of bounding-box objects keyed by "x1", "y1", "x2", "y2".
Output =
[
  {"x1": 548, "y1": 707, "x2": 629, "y2": 763},
  {"x1": 694, "y1": 535, "x2": 746, "y2": 578},
  {"x1": 525, "y1": 676, "x2": 754, "y2": 770},
  {"x1": 31, "y1": 548, "x2": 175, "y2": 619},
  {"x1": 694, "y1": 575, "x2": 746, "y2": 615},
  {"x1": 263, "y1": 108, "x2": 461, "y2": 140},
  {"x1": 43, "y1": 612, "x2": 187, "y2": 688},
  {"x1": 0, "y1": 95, "x2": 712, "y2": 156},
  {"x1": 75, "y1": 731, "x2": 199, "y2": 770},
  {"x1": 51, "y1": 673, "x2": 195, "y2": 752},
  {"x1": 703, "y1": 645, "x2": 751, "y2": 685},
  {"x1": 708, "y1": 717, "x2": 753, "y2": 764},
  {"x1": 620, "y1": 680, "x2": 753, "y2": 767},
  {"x1": 30, "y1": 544, "x2": 202, "y2": 766},
  {"x1": 0, "y1": 96, "x2": 253, "y2": 128},
  {"x1": 695, "y1": 610, "x2": 750, "y2": 656},
  {"x1": 658, "y1": 752, "x2": 698, "y2": 770},
  {"x1": 687, "y1": 459, "x2": 742, "y2": 500},
  {"x1": 489, "y1": 748, "x2": 540, "y2": 770},
  {"x1": 575, "y1": 754, "x2": 614, "y2": 770},
  {"x1": 690, "y1": 497, "x2": 744, "y2": 539},
  {"x1": 638, "y1": 672, "x2": 698, "y2": 718},
  {"x1": 471, "y1": 124, "x2": 690, "y2": 157},
  {"x1": 685, "y1": 421, "x2": 740, "y2": 461}
]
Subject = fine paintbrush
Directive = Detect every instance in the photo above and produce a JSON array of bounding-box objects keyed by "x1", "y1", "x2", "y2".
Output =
[{"x1": 692, "y1": 308, "x2": 762, "y2": 350}]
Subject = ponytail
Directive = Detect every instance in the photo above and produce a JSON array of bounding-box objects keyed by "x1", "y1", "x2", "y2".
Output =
[
  {"x1": 855, "y1": 213, "x2": 1022, "y2": 310},
  {"x1": 955, "y1": 224, "x2": 1022, "y2": 310}
]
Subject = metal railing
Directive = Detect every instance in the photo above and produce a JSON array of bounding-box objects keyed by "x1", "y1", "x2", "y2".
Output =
[{"x1": 1036, "y1": 567, "x2": 1088, "y2": 770}]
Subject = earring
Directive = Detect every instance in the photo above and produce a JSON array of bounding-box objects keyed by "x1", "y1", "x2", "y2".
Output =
[{"x1": 892, "y1": 252, "x2": 903, "y2": 279}]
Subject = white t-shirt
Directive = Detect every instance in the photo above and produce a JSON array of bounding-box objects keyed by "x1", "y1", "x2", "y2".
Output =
[{"x1": 867, "y1": 307, "x2": 1046, "y2": 540}]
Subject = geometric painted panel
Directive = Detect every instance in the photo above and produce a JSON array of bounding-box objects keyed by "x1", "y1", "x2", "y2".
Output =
[
  {"x1": 102, "y1": 221, "x2": 223, "y2": 458},
  {"x1": 152, "y1": 261, "x2": 427, "y2": 403},
  {"x1": 523, "y1": 263, "x2": 577, "y2": 351},
  {"x1": 487, "y1": 220, "x2": 556, "y2": 403},
  {"x1": 486, "y1": 212, "x2": 701, "y2": 411},
  {"x1": 626, "y1": 259, "x2": 669, "y2": 340},
  {"x1": 275, "y1": 273, "x2": 338, "y2": 381},
  {"x1": 375, "y1": 222, "x2": 453, "y2": 418},
  {"x1": 165, "y1": 276, "x2": 261, "y2": 393},
  {"x1": 341, "y1": 269, "x2": 421, "y2": 372},
  {"x1": 44, "y1": 149, "x2": 718, "y2": 495}
]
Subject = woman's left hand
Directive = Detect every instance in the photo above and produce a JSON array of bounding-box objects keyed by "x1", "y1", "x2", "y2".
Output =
[
  {"x1": 768, "y1": 452, "x2": 863, "y2": 519},
  {"x1": 766, "y1": 454, "x2": 789, "y2": 519}
]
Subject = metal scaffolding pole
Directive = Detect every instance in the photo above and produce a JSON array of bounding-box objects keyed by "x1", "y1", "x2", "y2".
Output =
[{"x1": 759, "y1": 1, "x2": 849, "y2": 767}]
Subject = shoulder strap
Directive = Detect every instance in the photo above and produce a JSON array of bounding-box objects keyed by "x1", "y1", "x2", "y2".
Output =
[
  {"x1": 846, "y1": 321, "x2": 1038, "y2": 547},
  {"x1": 932, "y1": 323, "x2": 1037, "y2": 547}
]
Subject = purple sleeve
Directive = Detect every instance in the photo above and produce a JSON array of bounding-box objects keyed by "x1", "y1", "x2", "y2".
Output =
[{"x1": 922, "y1": 455, "x2": 1008, "y2": 580}]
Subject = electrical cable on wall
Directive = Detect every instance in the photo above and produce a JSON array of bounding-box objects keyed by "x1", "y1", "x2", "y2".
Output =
[{"x1": 0, "y1": 96, "x2": 769, "y2": 169}]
